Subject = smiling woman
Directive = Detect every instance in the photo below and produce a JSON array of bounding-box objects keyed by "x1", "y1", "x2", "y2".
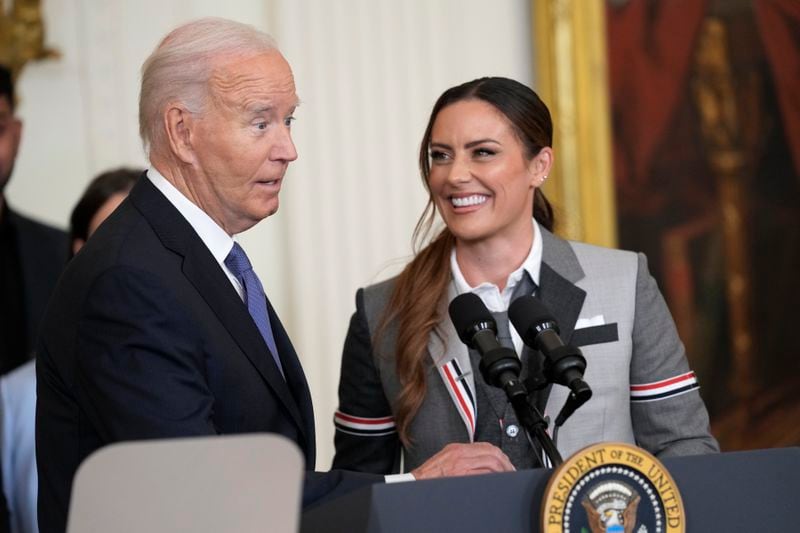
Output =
[
  {"x1": 426, "y1": 99, "x2": 551, "y2": 256},
  {"x1": 332, "y1": 77, "x2": 719, "y2": 477}
]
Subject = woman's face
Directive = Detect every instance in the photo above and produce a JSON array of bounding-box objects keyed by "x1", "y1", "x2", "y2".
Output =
[{"x1": 427, "y1": 99, "x2": 549, "y2": 246}]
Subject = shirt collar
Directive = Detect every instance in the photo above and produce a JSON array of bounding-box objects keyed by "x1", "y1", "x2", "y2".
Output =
[
  {"x1": 146, "y1": 166, "x2": 235, "y2": 262},
  {"x1": 450, "y1": 218, "x2": 543, "y2": 312}
]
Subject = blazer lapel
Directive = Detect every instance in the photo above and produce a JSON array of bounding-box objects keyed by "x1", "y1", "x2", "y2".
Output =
[
  {"x1": 539, "y1": 228, "x2": 587, "y2": 344},
  {"x1": 428, "y1": 282, "x2": 477, "y2": 442},
  {"x1": 129, "y1": 177, "x2": 308, "y2": 441},
  {"x1": 537, "y1": 228, "x2": 591, "y2": 449},
  {"x1": 264, "y1": 300, "x2": 315, "y2": 455}
]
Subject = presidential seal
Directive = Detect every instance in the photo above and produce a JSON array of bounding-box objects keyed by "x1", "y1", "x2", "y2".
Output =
[{"x1": 541, "y1": 442, "x2": 685, "y2": 533}]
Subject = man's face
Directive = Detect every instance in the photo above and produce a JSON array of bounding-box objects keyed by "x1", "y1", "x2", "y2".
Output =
[
  {"x1": 186, "y1": 51, "x2": 298, "y2": 235},
  {"x1": 0, "y1": 95, "x2": 22, "y2": 195}
]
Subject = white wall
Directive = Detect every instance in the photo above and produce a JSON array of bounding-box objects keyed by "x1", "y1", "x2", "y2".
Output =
[{"x1": 8, "y1": 0, "x2": 532, "y2": 468}]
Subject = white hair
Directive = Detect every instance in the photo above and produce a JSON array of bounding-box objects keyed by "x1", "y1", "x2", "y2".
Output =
[{"x1": 139, "y1": 17, "x2": 279, "y2": 155}]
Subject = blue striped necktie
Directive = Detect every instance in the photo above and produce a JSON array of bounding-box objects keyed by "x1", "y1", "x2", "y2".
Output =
[{"x1": 224, "y1": 242, "x2": 285, "y2": 378}]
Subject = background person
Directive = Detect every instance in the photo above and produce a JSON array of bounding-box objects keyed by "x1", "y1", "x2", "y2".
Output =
[
  {"x1": 333, "y1": 77, "x2": 719, "y2": 475},
  {"x1": 68, "y1": 168, "x2": 139, "y2": 258},
  {"x1": 0, "y1": 65, "x2": 67, "y2": 377},
  {"x1": 0, "y1": 167, "x2": 139, "y2": 533}
]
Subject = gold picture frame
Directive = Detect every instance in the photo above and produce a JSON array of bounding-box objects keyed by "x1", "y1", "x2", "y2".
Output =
[{"x1": 532, "y1": 0, "x2": 617, "y2": 247}]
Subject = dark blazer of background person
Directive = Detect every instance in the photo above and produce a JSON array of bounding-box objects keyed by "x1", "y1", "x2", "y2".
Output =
[
  {"x1": 0, "y1": 62, "x2": 67, "y2": 373},
  {"x1": 0, "y1": 207, "x2": 67, "y2": 370}
]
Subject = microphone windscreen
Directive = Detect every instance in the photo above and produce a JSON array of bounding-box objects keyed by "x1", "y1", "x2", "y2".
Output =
[
  {"x1": 508, "y1": 295, "x2": 557, "y2": 334},
  {"x1": 448, "y1": 293, "x2": 493, "y2": 345}
]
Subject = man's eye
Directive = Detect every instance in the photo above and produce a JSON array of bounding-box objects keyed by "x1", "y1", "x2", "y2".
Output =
[
  {"x1": 254, "y1": 121, "x2": 267, "y2": 130},
  {"x1": 284, "y1": 116, "x2": 296, "y2": 127}
]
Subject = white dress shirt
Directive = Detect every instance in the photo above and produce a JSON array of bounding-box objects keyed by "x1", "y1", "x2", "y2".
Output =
[
  {"x1": 146, "y1": 167, "x2": 246, "y2": 301},
  {"x1": 450, "y1": 218, "x2": 543, "y2": 354}
]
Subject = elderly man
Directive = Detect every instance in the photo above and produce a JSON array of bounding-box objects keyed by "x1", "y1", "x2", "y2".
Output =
[{"x1": 35, "y1": 18, "x2": 511, "y2": 532}]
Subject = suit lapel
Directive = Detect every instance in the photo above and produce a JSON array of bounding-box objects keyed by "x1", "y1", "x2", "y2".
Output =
[
  {"x1": 428, "y1": 282, "x2": 477, "y2": 442},
  {"x1": 539, "y1": 228, "x2": 587, "y2": 344},
  {"x1": 264, "y1": 300, "x2": 315, "y2": 454},
  {"x1": 538, "y1": 228, "x2": 591, "y2": 447},
  {"x1": 129, "y1": 177, "x2": 309, "y2": 441}
]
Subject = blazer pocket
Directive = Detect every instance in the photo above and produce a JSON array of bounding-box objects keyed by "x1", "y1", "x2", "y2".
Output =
[{"x1": 571, "y1": 323, "x2": 618, "y2": 347}]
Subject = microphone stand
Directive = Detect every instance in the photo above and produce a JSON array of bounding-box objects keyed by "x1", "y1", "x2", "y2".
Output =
[
  {"x1": 478, "y1": 346, "x2": 563, "y2": 468},
  {"x1": 542, "y1": 343, "x2": 593, "y2": 429},
  {"x1": 526, "y1": 343, "x2": 593, "y2": 456}
]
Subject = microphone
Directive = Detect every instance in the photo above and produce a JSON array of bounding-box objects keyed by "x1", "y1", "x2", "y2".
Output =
[
  {"x1": 508, "y1": 295, "x2": 592, "y2": 426},
  {"x1": 448, "y1": 293, "x2": 521, "y2": 390},
  {"x1": 449, "y1": 292, "x2": 564, "y2": 467}
]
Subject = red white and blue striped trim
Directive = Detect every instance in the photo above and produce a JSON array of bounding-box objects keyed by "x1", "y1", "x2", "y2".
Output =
[
  {"x1": 440, "y1": 359, "x2": 476, "y2": 440},
  {"x1": 630, "y1": 371, "x2": 699, "y2": 402},
  {"x1": 334, "y1": 411, "x2": 396, "y2": 437}
]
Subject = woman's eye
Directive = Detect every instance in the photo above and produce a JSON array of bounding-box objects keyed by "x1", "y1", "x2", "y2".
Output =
[
  {"x1": 474, "y1": 148, "x2": 495, "y2": 157},
  {"x1": 430, "y1": 150, "x2": 450, "y2": 161}
]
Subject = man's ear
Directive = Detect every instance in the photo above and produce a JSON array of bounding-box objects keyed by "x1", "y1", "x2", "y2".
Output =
[
  {"x1": 164, "y1": 105, "x2": 197, "y2": 165},
  {"x1": 529, "y1": 146, "x2": 554, "y2": 188}
]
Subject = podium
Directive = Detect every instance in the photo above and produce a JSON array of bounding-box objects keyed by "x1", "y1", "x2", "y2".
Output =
[{"x1": 302, "y1": 447, "x2": 799, "y2": 532}]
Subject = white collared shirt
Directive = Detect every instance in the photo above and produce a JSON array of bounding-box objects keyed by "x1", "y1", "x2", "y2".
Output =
[
  {"x1": 450, "y1": 218, "x2": 543, "y2": 354},
  {"x1": 146, "y1": 167, "x2": 245, "y2": 300}
]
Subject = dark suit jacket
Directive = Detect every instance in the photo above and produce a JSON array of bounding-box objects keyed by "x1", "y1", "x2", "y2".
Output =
[
  {"x1": 6, "y1": 207, "x2": 67, "y2": 359},
  {"x1": 36, "y1": 176, "x2": 375, "y2": 532}
]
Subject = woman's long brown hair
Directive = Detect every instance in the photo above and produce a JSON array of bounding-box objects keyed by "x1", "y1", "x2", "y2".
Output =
[{"x1": 380, "y1": 77, "x2": 556, "y2": 446}]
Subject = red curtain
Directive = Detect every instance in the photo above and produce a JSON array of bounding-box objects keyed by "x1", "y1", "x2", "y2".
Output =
[{"x1": 606, "y1": 0, "x2": 709, "y2": 189}]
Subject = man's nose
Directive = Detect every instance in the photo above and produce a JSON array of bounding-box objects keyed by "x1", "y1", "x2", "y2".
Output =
[{"x1": 271, "y1": 127, "x2": 298, "y2": 162}]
